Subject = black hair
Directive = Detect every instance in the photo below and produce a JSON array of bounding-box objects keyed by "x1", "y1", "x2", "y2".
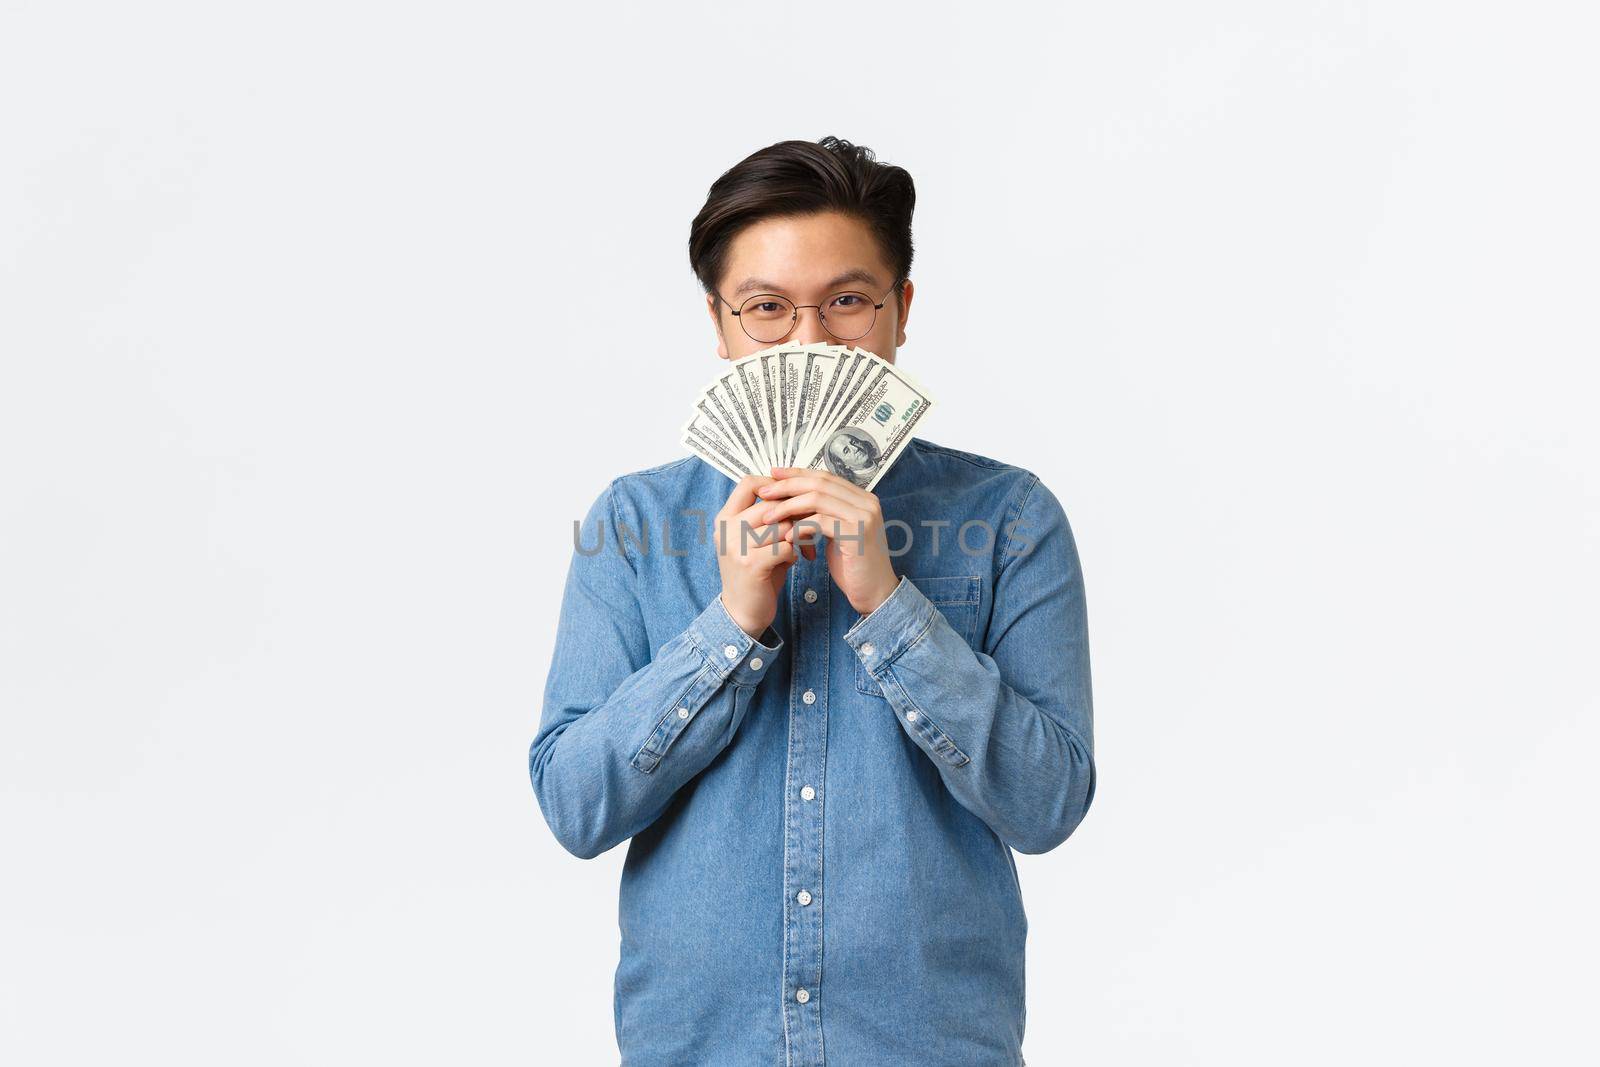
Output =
[{"x1": 688, "y1": 136, "x2": 915, "y2": 303}]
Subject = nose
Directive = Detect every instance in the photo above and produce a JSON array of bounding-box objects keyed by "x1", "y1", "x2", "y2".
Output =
[{"x1": 789, "y1": 304, "x2": 832, "y2": 345}]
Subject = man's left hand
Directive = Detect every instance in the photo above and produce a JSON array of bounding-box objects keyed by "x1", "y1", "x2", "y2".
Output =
[{"x1": 756, "y1": 466, "x2": 900, "y2": 616}]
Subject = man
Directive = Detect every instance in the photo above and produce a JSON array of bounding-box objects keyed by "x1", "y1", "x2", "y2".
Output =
[{"x1": 529, "y1": 136, "x2": 1096, "y2": 1066}]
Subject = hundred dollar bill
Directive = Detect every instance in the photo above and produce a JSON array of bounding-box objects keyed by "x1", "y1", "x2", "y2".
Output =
[
  {"x1": 681, "y1": 433, "x2": 748, "y2": 482},
  {"x1": 716, "y1": 356, "x2": 775, "y2": 472},
  {"x1": 692, "y1": 394, "x2": 760, "y2": 475},
  {"x1": 795, "y1": 355, "x2": 933, "y2": 491},
  {"x1": 792, "y1": 346, "x2": 851, "y2": 464},
  {"x1": 680, "y1": 407, "x2": 756, "y2": 481},
  {"x1": 799, "y1": 347, "x2": 870, "y2": 465},
  {"x1": 756, "y1": 349, "x2": 784, "y2": 471},
  {"x1": 788, "y1": 346, "x2": 837, "y2": 467},
  {"x1": 777, "y1": 346, "x2": 801, "y2": 467},
  {"x1": 681, "y1": 342, "x2": 935, "y2": 490}
]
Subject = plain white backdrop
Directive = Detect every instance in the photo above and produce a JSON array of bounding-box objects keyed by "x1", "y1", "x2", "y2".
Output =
[{"x1": 3, "y1": 2, "x2": 1597, "y2": 1063}]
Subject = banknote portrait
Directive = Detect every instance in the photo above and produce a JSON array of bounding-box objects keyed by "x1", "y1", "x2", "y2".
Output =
[{"x1": 820, "y1": 426, "x2": 882, "y2": 487}]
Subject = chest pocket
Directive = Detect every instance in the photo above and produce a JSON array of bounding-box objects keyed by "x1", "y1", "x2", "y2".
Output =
[{"x1": 856, "y1": 574, "x2": 983, "y2": 697}]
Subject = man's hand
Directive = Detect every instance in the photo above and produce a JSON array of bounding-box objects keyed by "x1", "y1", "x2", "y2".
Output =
[
  {"x1": 716, "y1": 475, "x2": 799, "y2": 639},
  {"x1": 756, "y1": 466, "x2": 900, "y2": 616}
]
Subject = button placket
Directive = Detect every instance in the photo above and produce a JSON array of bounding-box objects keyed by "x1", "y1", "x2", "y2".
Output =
[{"x1": 781, "y1": 560, "x2": 828, "y2": 1063}]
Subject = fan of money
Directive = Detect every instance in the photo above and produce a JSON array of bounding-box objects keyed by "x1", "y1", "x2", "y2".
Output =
[{"x1": 680, "y1": 343, "x2": 934, "y2": 492}]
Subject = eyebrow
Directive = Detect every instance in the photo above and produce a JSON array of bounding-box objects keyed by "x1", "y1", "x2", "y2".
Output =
[{"x1": 731, "y1": 268, "x2": 882, "y2": 298}]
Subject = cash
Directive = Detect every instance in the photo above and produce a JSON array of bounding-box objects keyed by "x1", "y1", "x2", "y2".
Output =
[{"x1": 679, "y1": 343, "x2": 935, "y2": 492}]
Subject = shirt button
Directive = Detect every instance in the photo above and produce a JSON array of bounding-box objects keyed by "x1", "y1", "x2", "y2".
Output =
[
  {"x1": 802, "y1": 689, "x2": 816, "y2": 705},
  {"x1": 749, "y1": 657, "x2": 763, "y2": 670},
  {"x1": 797, "y1": 889, "x2": 812, "y2": 905},
  {"x1": 906, "y1": 710, "x2": 919, "y2": 722},
  {"x1": 860, "y1": 642, "x2": 875, "y2": 657},
  {"x1": 803, "y1": 588, "x2": 818, "y2": 603},
  {"x1": 795, "y1": 988, "x2": 810, "y2": 1004},
  {"x1": 800, "y1": 785, "x2": 815, "y2": 800},
  {"x1": 677, "y1": 707, "x2": 689, "y2": 719},
  {"x1": 723, "y1": 644, "x2": 738, "y2": 660}
]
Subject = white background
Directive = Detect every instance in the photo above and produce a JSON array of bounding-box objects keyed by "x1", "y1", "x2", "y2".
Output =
[{"x1": 3, "y1": 2, "x2": 1597, "y2": 1063}]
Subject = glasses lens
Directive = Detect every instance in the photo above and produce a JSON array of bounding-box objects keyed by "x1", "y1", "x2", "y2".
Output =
[
  {"x1": 821, "y1": 292, "x2": 877, "y2": 340},
  {"x1": 739, "y1": 295, "x2": 796, "y2": 343}
]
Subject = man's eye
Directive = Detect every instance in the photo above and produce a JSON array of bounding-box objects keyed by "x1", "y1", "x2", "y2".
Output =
[
  {"x1": 832, "y1": 294, "x2": 862, "y2": 307},
  {"x1": 749, "y1": 301, "x2": 786, "y2": 315}
]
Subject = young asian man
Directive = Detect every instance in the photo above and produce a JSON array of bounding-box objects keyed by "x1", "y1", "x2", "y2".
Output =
[{"x1": 529, "y1": 135, "x2": 1096, "y2": 1067}]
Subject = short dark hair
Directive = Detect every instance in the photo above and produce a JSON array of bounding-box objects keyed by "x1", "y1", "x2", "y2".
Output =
[{"x1": 688, "y1": 136, "x2": 916, "y2": 303}]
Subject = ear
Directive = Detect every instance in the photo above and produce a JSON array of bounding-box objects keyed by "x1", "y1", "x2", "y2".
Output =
[
  {"x1": 894, "y1": 279, "x2": 915, "y2": 349},
  {"x1": 706, "y1": 292, "x2": 731, "y2": 360}
]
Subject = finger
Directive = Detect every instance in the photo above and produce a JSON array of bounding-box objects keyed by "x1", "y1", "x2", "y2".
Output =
[
  {"x1": 738, "y1": 494, "x2": 787, "y2": 521},
  {"x1": 783, "y1": 509, "x2": 885, "y2": 557},
  {"x1": 771, "y1": 515, "x2": 818, "y2": 561},
  {"x1": 760, "y1": 492, "x2": 864, "y2": 527},
  {"x1": 748, "y1": 535, "x2": 795, "y2": 573},
  {"x1": 784, "y1": 513, "x2": 853, "y2": 549},
  {"x1": 733, "y1": 501, "x2": 794, "y2": 541},
  {"x1": 720, "y1": 474, "x2": 779, "y2": 517},
  {"x1": 758, "y1": 473, "x2": 863, "y2": 498},
  {"x1": 731, "y1": 516, "x2": 794, "y2": 555},
  {"x1": 760, "y1": 478, "x2": 873, "y2": 515},
  {"x1": 753, "y1": 476, "x2": 823, "y2": 499},
  {"x1": 769, "y1": 466, "x2": 864, "y2": 496}
]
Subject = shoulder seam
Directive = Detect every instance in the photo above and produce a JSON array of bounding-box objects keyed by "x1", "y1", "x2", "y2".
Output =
[
  {"x1": 910, "y1": 437, "x2": 1028, "y2": 474},
  {"x1": 604, "y1": 478, "x2": 640, "y2": 574},
  {"x1": 621, "y1": 454, "x2": 697, "y2": 480},
  {"x1": 997, "y1": 472, "x2": 1043, "y2": 579}
]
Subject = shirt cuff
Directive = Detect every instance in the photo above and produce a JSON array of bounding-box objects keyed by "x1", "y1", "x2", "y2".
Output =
[
  {"x1": 688, "y1": 592, "x2": 783, "y2": 687},
  {"x1": 843, "y1": 574, "x2": 937, "y2": 677}
]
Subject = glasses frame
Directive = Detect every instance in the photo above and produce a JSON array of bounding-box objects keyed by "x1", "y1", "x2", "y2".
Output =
[{"x1": 714, "y1": 279, "x2": 902, "y2": 344}]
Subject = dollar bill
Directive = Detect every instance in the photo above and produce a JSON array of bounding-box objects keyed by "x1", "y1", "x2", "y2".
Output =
[
  {"x1": 682, "y1": 343, "x2": 933, "y2": 492},
  {"x1": 794, "y1": 354, "x2": 933, "y2": 491}
]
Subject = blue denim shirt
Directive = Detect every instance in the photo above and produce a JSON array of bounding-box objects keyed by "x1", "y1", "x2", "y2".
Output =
[{"x1": 529, "y1": 436, "x2": 1095, "y2": 1066}]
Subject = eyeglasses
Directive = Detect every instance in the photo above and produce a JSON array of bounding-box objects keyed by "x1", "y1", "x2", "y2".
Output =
[{"x1": 714, "y1": 279, "x2": 900, "y2": 344}]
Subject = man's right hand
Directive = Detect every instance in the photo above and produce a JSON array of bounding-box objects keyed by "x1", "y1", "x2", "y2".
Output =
[{"x1": 716, "y1": 475, "x2": 804, "y2": 639}]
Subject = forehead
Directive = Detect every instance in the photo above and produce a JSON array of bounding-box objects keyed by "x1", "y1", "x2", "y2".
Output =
[{"x1": 720, "y1": 211, "x2": 891, "y2": 294}]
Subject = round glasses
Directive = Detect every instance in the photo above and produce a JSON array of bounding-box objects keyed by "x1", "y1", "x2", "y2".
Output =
[{"x1": 715, "y1": 281, "x2": 900, "y2": 344}]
